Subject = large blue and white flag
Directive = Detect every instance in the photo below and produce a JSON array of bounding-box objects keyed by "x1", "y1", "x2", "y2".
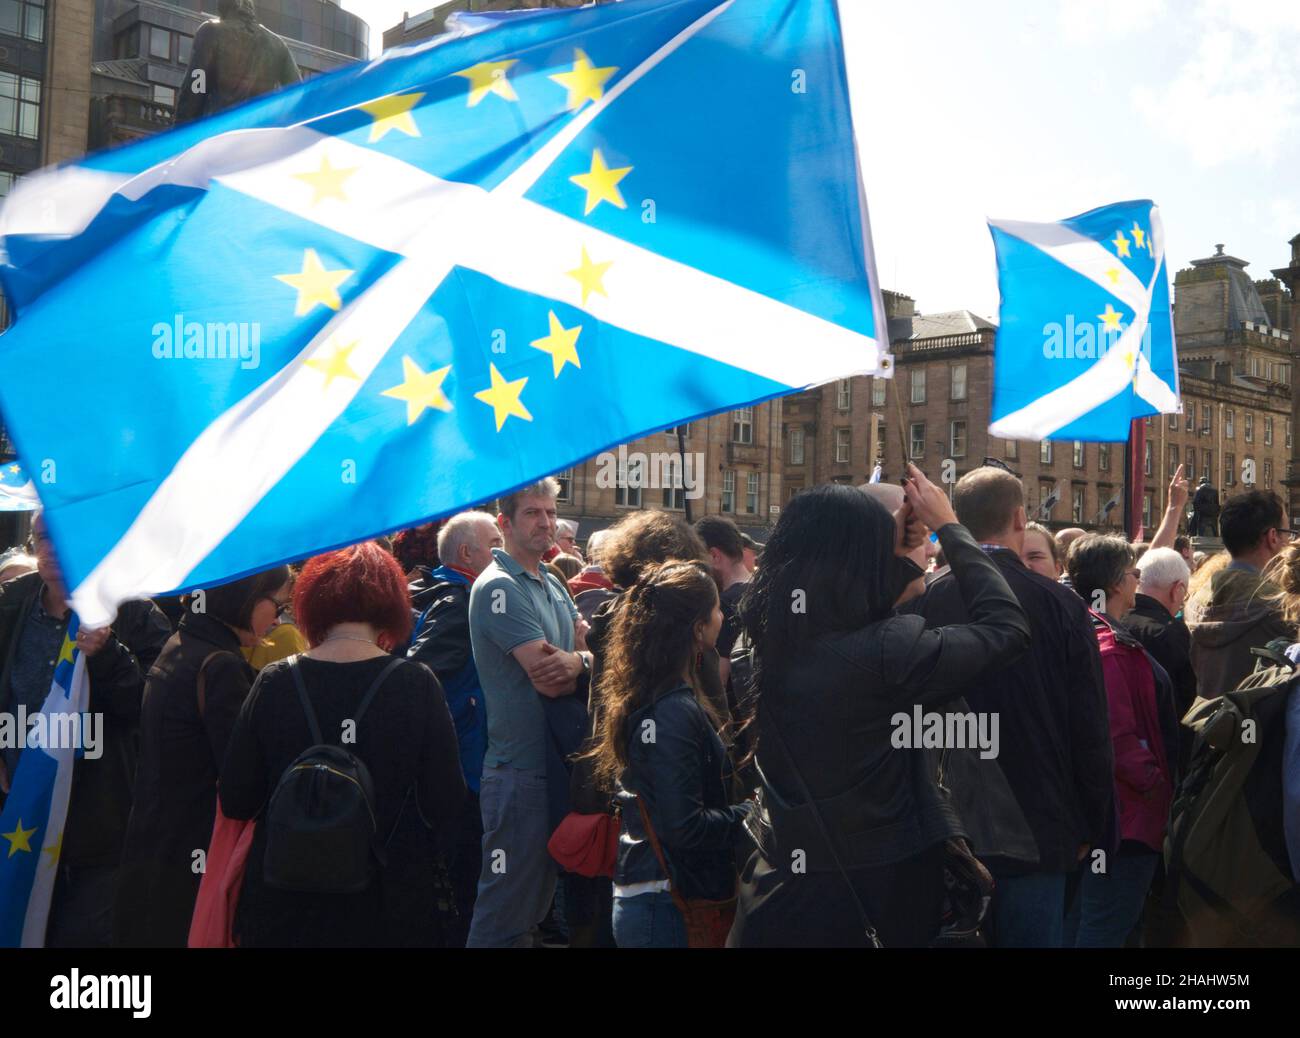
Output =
[
  {"x1": 0, "y1": 619, "x2": 88, "y2": 947},
  {"x1": 0, "y1": 0, "x2": 887, "y2": 625},
  {"x1": 988, "y1": 200, "x2": 1179, "y2": 442}
]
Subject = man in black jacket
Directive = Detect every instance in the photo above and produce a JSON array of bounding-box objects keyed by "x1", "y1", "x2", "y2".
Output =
[
  {"x1": 904, "y1": 468, "x2": 1113, "y2": 947},
  {"x1": 1125, "y1": 547, "x2": 1195, "y2": 765},
  {"x1": 0, "y1": 517, "x2": 170, "y2": 946}
]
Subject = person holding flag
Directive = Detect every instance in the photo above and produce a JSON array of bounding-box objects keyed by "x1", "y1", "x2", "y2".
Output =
[{"x1": 0, "y1": 516, "x2": 170, "y2": 947}]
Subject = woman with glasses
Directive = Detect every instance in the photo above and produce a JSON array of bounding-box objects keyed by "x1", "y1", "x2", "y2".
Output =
[
  {"x1": 115, "y1": 564, "x2": 292, "y2": 947},
  {"x1": 1065, "y1": 534, "x2": 1178, "y2": 947}
]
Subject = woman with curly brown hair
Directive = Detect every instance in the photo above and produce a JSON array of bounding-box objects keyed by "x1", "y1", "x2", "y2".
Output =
[{"x1": 585, "y1": 560, "x2": 753, "y2": 947}]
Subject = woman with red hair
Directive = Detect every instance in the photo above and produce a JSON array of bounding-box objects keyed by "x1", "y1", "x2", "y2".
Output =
[{"x1": 220, "y1": 542, "x2": 466, "y2": 947}]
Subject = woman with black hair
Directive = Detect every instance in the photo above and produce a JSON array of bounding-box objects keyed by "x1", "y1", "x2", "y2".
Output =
[
  {"x1": 114, "y1": 564, "x2": 292, "y2": 947},
  {"x1": 728, "y1": 464, "x2": 1031, "y2": 948}
]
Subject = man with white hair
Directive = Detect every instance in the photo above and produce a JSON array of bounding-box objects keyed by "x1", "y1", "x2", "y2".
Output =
[
  {"x1": 569, "y1": 528, "x2": 616, "y2": 622},
  {"x1": 407, "y1": 510, "x2": 501, "y2": 946},
  {"x1": 1124, "y1": 547, "x2": 1197, "y2": 746}
]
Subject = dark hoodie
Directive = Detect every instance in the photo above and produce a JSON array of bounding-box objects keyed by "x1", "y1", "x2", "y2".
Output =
[{"x1": 1189, "y1": 564, "x2": 1293, "y2": 698}]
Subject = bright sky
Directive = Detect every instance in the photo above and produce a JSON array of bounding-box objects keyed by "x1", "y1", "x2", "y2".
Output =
[{"x1": 341, "y1": 0, "x2": 1300, "y2": 319}]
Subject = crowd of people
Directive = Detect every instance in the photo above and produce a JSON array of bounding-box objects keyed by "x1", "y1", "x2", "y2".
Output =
[{"x1": 3, "y1": 457, "x2": 1300, "y2": 948}]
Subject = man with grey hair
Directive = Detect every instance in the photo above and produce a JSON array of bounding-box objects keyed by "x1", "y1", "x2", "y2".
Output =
[
  {"x1": 550, "y1": 518, "x2": 583, "y2": 563},
  {"x1": 407, "y1": 510, "x2": 501, "y2": 944},
  {"x1": 467, "y1": 478, "x2": 590, "y2": 947},
  {"x1": 569, "y1": 528, "x2": 616, "y2": 622},
  {"x1": 1125, "y1": 547, "x2": 1197, "y2": 745}
]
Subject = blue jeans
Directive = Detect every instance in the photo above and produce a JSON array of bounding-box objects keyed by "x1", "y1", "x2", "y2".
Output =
[
  {"x1": 612, "y1": 891, "x2": 687, "y2": 949},
  {"x1": 991, "y1": 871, "x2": 1069, "y2": 948},
  {"x1": 467, "y1": 765, "x2": 556, "y2": 948},
  {"x1": 1068, "y1": 847, "x2": 1161, "y2": 948}
]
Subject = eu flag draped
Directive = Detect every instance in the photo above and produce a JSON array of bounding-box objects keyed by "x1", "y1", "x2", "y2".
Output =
[
  {"x1": 0, "y1": 618, "x2": 87, "y2": 947},
  {"x1": 988, "y1": 200, "x2": 1179, "y2": 442},
  {"x1": 0, "y1": 0, "x2": 887, "y2": 625}
]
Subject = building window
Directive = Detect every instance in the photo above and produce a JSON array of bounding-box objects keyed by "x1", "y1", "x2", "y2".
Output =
[
  {"x1": 1072, "y1": 487, "x2": 1085, "y2": 524},
  {"x1": 1168, "y1": 444, "x2": 1178, "y2": 475},
  {"x1": 950, "y1": 362, "x2": 967, "y2": 401},
  {"x1": 1186, "y1": 447, "x2": 1196, "y2": 480},
  {"x1": 1004, "y1": 438, "x2": 1019, "y2": 460},
  {"x1": 789, "y1": 426, "x2": 804, "y2": 465},
  {"x1": 732, "y1": 407, "x2": 753, "y2": 444},
  {"x1": 1144, "y1": 441, "x2": 1152, "y2": 476},
  {"x1": 950, "y1": 420, "x2": 967, "y2": 458},
  {"x1": 746, "y1": 472, "x2": 759, "y2": 514},
  {"x1": 1039, "y1": 483, "x2": 1056, "y2": 519},
  {"x1": 1073, "y1": 441, "x2": 1084, "y2": 468},
  {"x1": 1167, "y1": 413, "x2": 1178, "y2": 431},
  {"x1": 721, "y1": 470, "x2": 735, "y2": 513},
  {"x1": 836, "y1": 379, "x2": 851, "y2": 411},
  {"x1": 1289, "y1": 419, "x2": 1294, "y2": 450},
  {"x1": 1040, "y1": 440, "x2": 1053, "y2": 465},
  {"x1": 153, "y1": 84, "x2": 176, "y2": 107},
  {"x1": 661, "y1": 459, "x2": 685, "y2": 510},
  {"x1": 0, "y1": 72, "x2": 41, "y2": 140},
  {"x1": 178, "y1": 33, "x2": 193, "y2": 65},
  {"x1": 0, "y1": 0, "x2": 44, "y2": 43},
  {"x1": 1203, "y1": 450, "x2": 1212, "y2": 484},
  {"x1": 1225, "y1": 453, "x2": 1235, "y2": 486},
  {"x1": 835, "y1": 428, "x2": 850, "y2": 464},
  {"x1": 1201, "y1": 404, "x2": 1212, "y2": 435},
  {"x1": 872, "y1": 378, "x2": 886, "y2": 407},
  {"x1": 1265, "y1": 416, "x2": 1274, "y2": 446},
  {"x1": 0, "y1": 170, "x2": 13, "y2": 199},
  {"x1": 910, "y1": 368, "x2": 926, "y2": 404},
  {"x1": 875, "y1": 421, "x2": 886, "y2": 461},
  {"x1": 910, "y1": 422, "x2": 926, "y2": 460},
  {"x1": 1099, "y1": 443, "x2": 1110, "y2": 471},
  {"x1": 1225, "y1": 409, "x2": 1234, "y2": 439},
  {"x1": 149, "y1": 25, "x2": 172, "y2": 60},
  {"x1": 615, "y1": 458, "x2": 642, "y2": 508},
  {"x1": 1143, "y1": 493, "x2": 1153, "y2": 531},
  {"x1": 1265, "y1": 459, "x2": 1273, "y2": 489},
  {"x1": 555, "y1": 468, "x2": 572, "y2": 503},
  {"x1": 1245, "y1": 413, "x2": 1254, "y2": 443},
  {"x1": 1185, "y1": 407, "x2": 1194, "y2": 432}
]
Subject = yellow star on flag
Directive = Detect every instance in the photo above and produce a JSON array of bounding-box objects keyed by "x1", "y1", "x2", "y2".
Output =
[
  {"x1": 304, "y1": 340, "x2": 362, "y2": 390},
  {"x1": 42, "y1": 830, "x2": 63, "y2": 866},
  {"x1": 360, "y1": 92, "x2": 425, "y2": 142},
  {"x1": 549, "y1": 49, "x2": 618, "y2": 111},
  {"x1": 381, "y1": 356, "x2": 454, "y2": 425},
  {"x1": 1111, "y1": 231, "x2": 1131, "y2": 259},
  {"x1": 455, "y1": 60, "x2": 519, "y2": 107},
  {"x1": 1105, "y1": 268, "x2": 1122, "y2": 286},
  {"x1": 7, "y1": 465, "x2": 17, "y2": 474},
  {"x1": 566, "y1": 247, "x2": 613, "y2": 304},
  {"x1": 570, "y1": 149, "x2": 632, "y2": 216},
  {"x1": 293, "y1": 153, "x2": 360, "y2": 206},
  {"x1": 275, "y1": 249, "x2": 354, "y2": 316},
  {"x1": 530, "y1": 311, "x2": 582, "y2": 377},
  {"x1": 3, "y1": 818, "x2": 36, "y2": 858},
  {"x1": 57, "y1": 630, "x2": 76, "y2": 667},
  {"x1": 474, "y1": 364, "x2": 532, "y2": 431},
  {"x1": 1130, "y1": 223, "x2": 1146, "y2": 251},
  {"x1": 1099, "y1": 304, "x2": 1124, "y2": 331}
]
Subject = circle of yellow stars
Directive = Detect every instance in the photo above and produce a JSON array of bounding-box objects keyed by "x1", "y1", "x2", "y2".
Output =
[{"x1": 271, "y1": 46, "x2": 631, "y2": 433}]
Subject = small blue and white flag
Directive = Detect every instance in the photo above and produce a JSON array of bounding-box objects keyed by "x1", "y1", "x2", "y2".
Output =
[
  {"x1": 0, "y1": 462, "x2": 39, "y2": 512},
  {"x1": 868, "y1": 462, "x2": 882, "y2": 484},
  {"x1": 0, "y1": 619, "x2": 88, "y2": 947},
  {"x1": 988, "y1": 200, "x2": 1179, "y2": 441},
  {"x1": 0, "y1": 0, "x2": 888, "y2": 626}
]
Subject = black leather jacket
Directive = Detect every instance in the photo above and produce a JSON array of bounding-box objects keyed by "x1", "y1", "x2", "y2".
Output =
[{"x1": 614, "y1": 684, "x2": 753, "y2": 901}]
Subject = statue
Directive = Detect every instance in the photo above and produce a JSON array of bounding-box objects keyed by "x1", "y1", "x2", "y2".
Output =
[
  {"x1": 174, "y1": 0, "x2": 301, "y2": 126},
  {"x1": 1189, "y1": 477, "x2": 1221, "y2": 537}
]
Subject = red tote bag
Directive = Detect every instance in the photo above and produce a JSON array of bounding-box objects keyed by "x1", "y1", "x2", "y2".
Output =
[{"x1": 188, "y1": 802, "x2": 256, "y2": 949}]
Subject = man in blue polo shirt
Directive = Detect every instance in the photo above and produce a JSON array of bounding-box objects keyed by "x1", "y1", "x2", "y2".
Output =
[{"x1": 467, "y1": 478, "x2": 590, "y2": 948}]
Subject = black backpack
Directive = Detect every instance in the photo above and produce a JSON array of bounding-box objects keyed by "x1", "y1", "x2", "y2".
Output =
[
  {"x1": 262, "y1": 656, "x2": 404, "y2": 894},
  {"x1": 1164, "y1": 644, "x2": 1300, "y2": 946}
]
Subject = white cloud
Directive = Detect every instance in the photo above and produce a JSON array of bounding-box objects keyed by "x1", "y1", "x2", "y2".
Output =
[{"x1": 1057, "y1": 0, "x2": 1168, "y2": 44}]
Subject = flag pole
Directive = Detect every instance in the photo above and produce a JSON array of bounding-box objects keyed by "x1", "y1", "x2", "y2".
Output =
[
  {"x1": 891, "y1": 377, "x2": 910, "y2": 482},
  {"x1": 1123, "y1": 418, "x2": 1146, "y2": 540}
]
